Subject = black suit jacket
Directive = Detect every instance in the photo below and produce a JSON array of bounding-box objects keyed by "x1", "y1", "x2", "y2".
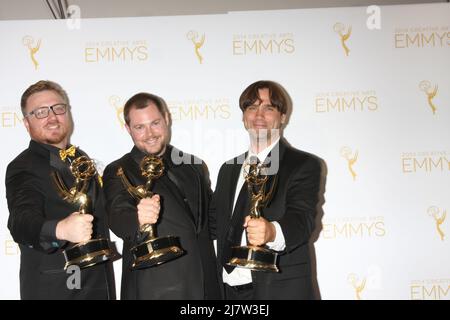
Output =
[
  {"x1": 210, "y1": 139, "x2": 322, "y2": 299},
  {"x1": 103, "y1": 145, "x2": 221, "y2": 299},
  {"x1": 5, "y1": 140, "x2": 115, "y2": 300}
]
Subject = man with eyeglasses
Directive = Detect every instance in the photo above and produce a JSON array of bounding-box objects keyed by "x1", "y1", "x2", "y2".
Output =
[
  {"x1": 5, "y1": 80, "x2": 115, "y2": 299},
  {"x1": 210, "y1": 80, "x2": 324, "y2": 299}
]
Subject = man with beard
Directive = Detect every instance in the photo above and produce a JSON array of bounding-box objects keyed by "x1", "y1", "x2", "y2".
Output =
[
  {"x1": 103, "y1": 92, "x2": 221, "y2": 299},
  {"x1": 5, "y1": 80, "x2": 115, "y2": 299}
]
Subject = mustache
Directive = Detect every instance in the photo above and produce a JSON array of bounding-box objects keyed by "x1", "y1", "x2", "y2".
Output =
[
  {"x1": 44, "y1": 121, "x2": 60, "y2": 127},
  {"x1": 143, "y1": 136, "x2": 160, "y2": 142}
]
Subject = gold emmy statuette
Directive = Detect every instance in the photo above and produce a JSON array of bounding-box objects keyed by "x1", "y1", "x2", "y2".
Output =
[
  {"x1": 117, "y1": 155, "x2": 184, "y2": 269},
  {"x1": 52, "y1": 156, "x2": 114, "y2": 269},
  {"x1": 227, "y1": 159, "x2": 279, "y2": 272}
]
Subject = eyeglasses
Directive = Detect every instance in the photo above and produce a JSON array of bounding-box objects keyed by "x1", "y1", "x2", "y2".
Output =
[{"x1": 24, "y1": 103, "x2": 68, "y2": 119}]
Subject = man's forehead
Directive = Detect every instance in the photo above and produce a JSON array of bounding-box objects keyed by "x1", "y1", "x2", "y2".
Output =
[
  {"x1": 129, "y1": 109, "x2": 163, "y2": 124},
  {"x1": 26, "y1": 91, "x2": 64, "y2": 109}
]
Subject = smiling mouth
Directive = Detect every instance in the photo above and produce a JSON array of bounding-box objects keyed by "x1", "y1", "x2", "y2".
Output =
[
  {"x1": 46, "y1": 124, "x2": 60, "y2": 130},
  {"x1": 145, "y1": 137, "x2": 159, "y2": 145},
  {"x1": 253, "y1": 123, "x2": 267, "y2": 128}
]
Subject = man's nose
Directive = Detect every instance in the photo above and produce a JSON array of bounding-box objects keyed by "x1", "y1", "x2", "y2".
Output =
[
  {"x1": 143, "y1": 125, "x2": 154, "y2": 137},
  {"x1": 47, "y1": 109, "x2": 58, "y2": 120},
  {"x1": 255, "y1": 106, "x2": 264, "y2": 117}
]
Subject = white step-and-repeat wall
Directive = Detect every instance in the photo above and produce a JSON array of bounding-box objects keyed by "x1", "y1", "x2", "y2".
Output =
[{"x1": 0, "y1": 3, "x2": 449, "y2": 299}]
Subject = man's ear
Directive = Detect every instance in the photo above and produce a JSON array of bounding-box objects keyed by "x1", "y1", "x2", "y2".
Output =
[
  {"x1": 164, "y1": 112, "x2": 171, "y2": 127},
  {"x1": 242, "y1": 113, "x2": 248, "y2": 129},
  {"x1": 125, "y1": 123, "x2": 131, "y2": 135}
]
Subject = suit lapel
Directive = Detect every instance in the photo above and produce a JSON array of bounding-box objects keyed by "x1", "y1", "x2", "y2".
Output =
[
  {"x1": 128, "y1": 147, "x2": 198, "y2": 231},
  {"x1": 165, "y1": 146, "x2": 199, "y2": 229},
  {"x1": 259, "y1": 140, "x2": 288, "y2": 216},
  {"x1": 77, "y1": 148, "x2": 99, "y2": 204},
  {"x1": 228, "y1": 161, "x2": 243, "y2": 218},
  {"x1": 164, "y1": 170, "x2": 196, "y2": 223},
  {"x1": 28, "y1": 140, "x2": 69, "y2": 180},
  {"x1": 48, "y1": 147, "x2": 75, "y2": 192},
  {"x1": 219, "y1": 155, "x2": 245, "y2": 246},
  {"x1": 168, "y1": 165, "x2": 200, "y2": 231},
  {"x1": 260, "y1": 141, "x2": 286, "y2": 208}
]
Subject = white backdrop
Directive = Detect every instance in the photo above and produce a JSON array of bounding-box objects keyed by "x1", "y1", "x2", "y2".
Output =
[{"x1": 0, "y1": 3, "x2": 449, "y2": 300}]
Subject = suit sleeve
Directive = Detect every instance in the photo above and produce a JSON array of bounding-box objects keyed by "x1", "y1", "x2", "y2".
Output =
[
  {"x1": 277, "y1": 157, "x2": 321, "y2": 252},
  {"x1": 6, "y1": 161, "x2": 48, "y2": 251},
  {"x1": 199, "y1": 161, "x2": 214, "y2": 239},
  {"x1": 208, "y1": 163, "x2": 226, "y2": 241},
  {"x1": 102, "y1": 163, "x2": 140, "y2": 242},
  {"x1": 91, "y1": 182, "x2": 113, "y2": 240}
]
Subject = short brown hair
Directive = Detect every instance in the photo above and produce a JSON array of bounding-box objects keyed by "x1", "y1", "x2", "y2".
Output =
[
  {"x1": 21, "y1": 80, "x2": 70, "y2": 115},
  {"x1": 239, "y1": 80, "x2": 288, "y2": 115},
  {"x1": 123, "y1": 92, "x2": 167, "y2": 126}
]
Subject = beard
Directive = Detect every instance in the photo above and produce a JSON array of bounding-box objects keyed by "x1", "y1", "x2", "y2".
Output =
[
  {"x1": 29, "y1": 123, "x2": 69, "y2": 147},
  {"x1": 44, "y1": 131, "x2": 67, "y2": 145},
  {"x1": 138, "y1": 137, "x2": 167, "y2": 157}
]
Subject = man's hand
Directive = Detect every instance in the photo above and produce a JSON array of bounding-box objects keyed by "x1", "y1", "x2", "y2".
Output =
[
  {"x1": 56, "y1": 212, "x2": 94, "y2": 243},
  {"x1": 137, "y1": 194, "x2": 160, "y2": 227},
  {"x1": 244, "y1": 216, "x2": 276, "y2": 246}
]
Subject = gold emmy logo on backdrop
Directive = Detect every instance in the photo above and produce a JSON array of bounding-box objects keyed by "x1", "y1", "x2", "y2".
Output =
[
  {"x1": 1, "y1": 108, "x2": 23, "y2": 128},
  {"x1": 348, "y1": 273, "x2": 366, "y2": 300},
  {"x1": 394, "y1": 26, "x2": 450, "y2": 49},
  {"x1": 427, "y1": 206, "x2": 446, "y2": 241},
  {"x1": 109, "y1": 95, "x2": 125, "y2": 129},
  {"x1": 334, "y1": 23, "x2": 352, "y2": 56},
  {"x1": 22, "y1": 36, "x2": 41, "y2": 70},
  {"x1": 314, "y1": 90, "x2": 378, "y2": 113},
  {"x1": 186, "y1": 30, "x2": 205, "y2": 64},
  {"x1": 401, "y1": 151, "x2": 448, "y2": 173},
  {"x1": 117, "y1": 155, "x2": 184, "y2": 269},
  {"x1": 340, "y1": 146, "x2": 358, "y2": 180},
  {"x1": 410, "y1": 279, "x2": 450, "y2": 300},
  {"x1": 52, "y1": 154, "x2": 114, "y2": 269},
  {"x1": 321, "y1": 216, "x2": 386, "y2": 239},
  {"x1": 167, "y1": 98, "x2": 231, "y2": 121},
  {"x1": 84, "y1": 40, "x2": 149, "y2": 63},
  {"x1": 232, "y1": 33, "x2": 295, "y2": 55},
  {"x1": 419, "y1": 81, "x2": 438, "y2": 115},
  {"x1": 227, "y1": 157, "x2": 279, "y2": 272}
]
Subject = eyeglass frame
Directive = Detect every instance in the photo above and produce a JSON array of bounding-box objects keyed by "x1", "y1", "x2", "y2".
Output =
[{"x1": 23, "y1": 103, "x2": 69, "y2": 119}]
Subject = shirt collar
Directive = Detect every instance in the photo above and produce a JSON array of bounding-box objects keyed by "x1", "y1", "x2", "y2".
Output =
[
  {"x1": 247, "y1": 137, "x2": 280, "y2": 164},
  {"x1": 31, "y1": 139, "x2": 72, "y2": 156},
  {"x1": 130, "y1": 144, "x2": 176, "y2": 169}
]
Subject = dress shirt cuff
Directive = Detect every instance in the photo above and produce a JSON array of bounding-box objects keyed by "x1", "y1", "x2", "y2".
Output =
[
  {"x1": 266, "y1": 221, "x2": 286, "y2": 251},
  {"x1": 39, "y1": 219, "x2": 66, "y2": 251}
]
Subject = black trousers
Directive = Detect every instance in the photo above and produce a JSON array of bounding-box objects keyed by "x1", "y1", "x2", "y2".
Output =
[{"x1": 223, "y1": 283, "x2": 254, "y2": 300}]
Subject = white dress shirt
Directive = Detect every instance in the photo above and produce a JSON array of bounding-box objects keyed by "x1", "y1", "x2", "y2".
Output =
[{"x1": 223, "y1": 138, "x2": 286, "y2": 286}]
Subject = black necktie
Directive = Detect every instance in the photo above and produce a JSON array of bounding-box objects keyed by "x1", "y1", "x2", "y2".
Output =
[{"x1": 222, "y1": 157, "x2": 259, "y2": 273}]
